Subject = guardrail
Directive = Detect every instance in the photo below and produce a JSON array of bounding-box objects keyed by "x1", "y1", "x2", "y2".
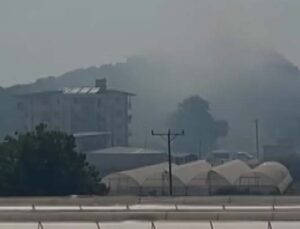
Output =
[
  {"x1": 1, "y1": 196, "x2": 300, "y2": 206},
  {"x1": 0, "y1": 204, "x2": 299, "y2": 212},
  {"x1": 0, "y1": 204, "x2": 300, "y2": 222}
]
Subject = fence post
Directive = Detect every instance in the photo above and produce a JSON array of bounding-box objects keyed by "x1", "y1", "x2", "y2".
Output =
[
  {"x1": 209, "y1": 220, "x2": 214, "y2": 229},
  {"x1": 96, "y1": 221, "x2": 101, "y2": 229},
  {"x1": 38, "y1": 222, "x2": 44, "y2": 229},
  {"x1": 268, "y1": 221, "x2": 272, "y2": 229},
  {"x1": 151, "y1": 221, "x2": 156, "y2": 229}
]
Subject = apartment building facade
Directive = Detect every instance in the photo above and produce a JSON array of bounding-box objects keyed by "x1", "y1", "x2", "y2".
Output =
[{"x1": 17, "y1": 79, "x2": 134, "y2": 149}]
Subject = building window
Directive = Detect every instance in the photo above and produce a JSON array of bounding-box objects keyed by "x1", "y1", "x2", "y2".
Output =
[
  {"x1": 41, "y1": 98, "x2": 50, "y2": 105},
  {"x1": 115, "y1": 97, "x2": 121, "y2": 104},
  {"x1": 116, "y1": 123, "x2": 123, "y2": 131},
  {"x1": 115, "y1": 110, "x2": 123, "y2": 118},
  {"x1": 116, "y1": 138, "x2": 122, "y2": 145},
  {"x1": 97, "y1": 99, "x2": 102, "y2": 107},
  {"x1": 97, "y1": 114, "x2": 105, "y2": 122},
  {"x1": 17, "y1": 102, "x2": 24, "y2": 110}
]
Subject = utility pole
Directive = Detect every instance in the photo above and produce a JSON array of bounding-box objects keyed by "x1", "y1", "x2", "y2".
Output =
[
  {"x1": 198, "y1": 138, "x2": 202, "y2": 160},
  {"x1": 151, "y1": 129, "x2": 184, "y2": 196},
  {"x1": 255, "y1": 119, "x2": 259, "y2": 160}
]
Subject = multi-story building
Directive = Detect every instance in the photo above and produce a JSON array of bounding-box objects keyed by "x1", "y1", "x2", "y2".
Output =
[{"x1": 17, "y1": 79, "x2": 135, "y2": 149}]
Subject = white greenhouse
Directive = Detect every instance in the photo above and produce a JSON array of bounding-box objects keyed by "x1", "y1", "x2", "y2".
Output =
[
  {"x1": 173, "y1": 160, "x2": 212, "y2": 195},
  {"x1": 208, "y1": 160, "x2": 251, "y2": 194},
  {"x1": 103, "y1": 159, "x2": 293, "y2": 196},
  {"x1": 237, "y1": 161, "x2": 293, "y2": 194},
  {"x1": 103, "y1": 163, "x2": 180, "y2": 195}
]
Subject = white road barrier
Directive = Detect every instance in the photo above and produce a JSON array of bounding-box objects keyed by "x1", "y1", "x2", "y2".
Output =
[{"x1": 0, "y1": 221, "x2": 299, "y2": 229}]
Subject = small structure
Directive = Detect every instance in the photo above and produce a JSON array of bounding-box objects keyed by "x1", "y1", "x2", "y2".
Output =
[
  {"x1": 85, "y1": 147, "x2": 168, "y2": 176},
  {"x1": 173, "y1": 160, "x2": 211, "y2": 195},
  {"x1": 263, "y1": 144, "x2": 296, "y2": 162},
  {"x1": 238, "y1": 161, "x2": 293, "y2": 194},
  {"x1": 172, "y1": 153, "x2": 198, "y2": 165},
  {"x1": 208, "y1": 150, "x2": 257, "y2": 166},
  {"x1": 74, "y1": 131, "x2": 111, "y2": 152}
]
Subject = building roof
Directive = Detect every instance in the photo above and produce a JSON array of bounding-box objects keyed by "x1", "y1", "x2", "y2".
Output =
[
  {"x1": 63, "y1": 87, "x2": 101, "y2": 94},
  {"x1": 73, "y1": 131, "x2": 111, "y2": 138},
  {"x1": 209, "y1": 160, "x2": 251, "y2": 185},
  {"x1": 17, "y1": 87, "x2": 135, "y2": 97},
  {"x1": 173, "y1": 160, "x2": 211, "y2": 185},
  {"x1": 86, "y1": 147, "x2": 166, "y2": 155},
  {"x1": 16, "y1": 90, "x2": 62, "y2": 97},
  {"x1": 63, "y1": 87, "x2": 135, "y2": 96}
]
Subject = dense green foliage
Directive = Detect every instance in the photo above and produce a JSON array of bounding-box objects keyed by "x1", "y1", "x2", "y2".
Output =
[
  {"x1": 169, "y1": 95, "x2": 228, "y2": 154},
  {"x1": 0, "y1": 124, "x2": 105, "y2": 196}
]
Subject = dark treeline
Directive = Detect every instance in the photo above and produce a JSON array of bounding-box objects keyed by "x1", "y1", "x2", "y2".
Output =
[{"x1": 0, "y1": 125, "x2": 106, "y2": 196}]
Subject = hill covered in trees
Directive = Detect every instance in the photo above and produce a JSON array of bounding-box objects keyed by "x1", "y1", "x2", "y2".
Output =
[{"x1": 1, "y1": 44, "x2": 300, "y2": 152}]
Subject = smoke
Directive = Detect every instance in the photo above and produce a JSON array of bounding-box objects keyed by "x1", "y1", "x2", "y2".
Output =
[
  {"x1": 2, "y1": 1, "x2": 300, "y2": 152},
  {"x1": 122, "y1": 1, "x2": 300, "y2": 152},
  {"x1": 125, "y1": 40, "x2": 300, "y2": 152}
]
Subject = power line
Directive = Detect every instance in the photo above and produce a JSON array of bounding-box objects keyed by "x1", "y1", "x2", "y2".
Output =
[
  {"x1": 151, "y1": 129, "x2": 184, "y2": 196},
  {"x1": 255, "y1": 119, "x2": 260, "y2": 160}
]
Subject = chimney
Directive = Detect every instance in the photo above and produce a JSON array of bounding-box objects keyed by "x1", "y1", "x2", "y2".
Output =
[{"x1": 95, "y1": 78, "x2": 107, "y2": 91}]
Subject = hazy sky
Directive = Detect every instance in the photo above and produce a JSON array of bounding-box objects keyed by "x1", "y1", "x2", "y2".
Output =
[{"x1": 1, "y1": 0, "x2": 300, "y2": 86}]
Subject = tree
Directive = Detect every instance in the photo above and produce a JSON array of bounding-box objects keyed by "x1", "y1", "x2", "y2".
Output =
[
  {"x1": 0, "y1": 124, "x2": 106, "y2": 196},
  {"x1": 169, "y1": 95, "x2": 228, "y2": 154}
]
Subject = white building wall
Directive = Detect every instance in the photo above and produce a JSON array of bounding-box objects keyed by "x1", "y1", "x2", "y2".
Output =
[{"x1": 18, "y1": 88, "x2": 132, "y2": 147}]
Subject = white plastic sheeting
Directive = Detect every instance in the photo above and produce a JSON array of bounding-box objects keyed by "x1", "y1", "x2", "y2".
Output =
[
  {"x1": 155, "y1": 221, "x2": 211, "y2": 229},
  {"x1": 142, "y1": 171, "x2": 185, "y2": 196},
  {"x1": 100, "y1": 222, "x2": 151, "y2": 229},
  {"x1": 35, "y1": 206, "x2": 80, "y2": 211},
  {"x1": 173, "y1": 160, "x2": 211, "y2": 195},
  {"x1": 103, "y1": 159, "x2": 293, "y2": 195},
  {"x1": 103, "y1": 163, "x2": 178, "y2": 195},
  {"x1": 213, "y1": 221, "x2": 267, "y2": 229},
  {"x1": 0, "y1": 206, "x2": 32, "y2": 211},
  {"x1": 0, "y1": 223, "x2": 38, "y2": 229},
  {"x1": 209, "y1": 160, "x2": 251, "y2": 186},
  {"x1": 80, "y1": 205, "x2": 127, "y2": 211},
  {"x1": 42, "y1": 223, "x2": 97, "y2": 229},
  {"x1": 177, "y1": 205, "x2": 223, "y2": 211},
  {"x1": 129, "y1": 205, "x2": 176, "y2": 211},
  {"x1": 238, "y1": 161, "x2": 293, "y2": 194},
  {"x1": 272, "y1": 222, "x2": 300, "y2": 229}
]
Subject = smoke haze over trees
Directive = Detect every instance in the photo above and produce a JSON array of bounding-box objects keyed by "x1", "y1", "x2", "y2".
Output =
[
  {"x1": 1, "y1": 40, "x2": 300, "y2": 153},
  {"x1": 1, "y1": 1, "x2": 300, "y2": 153},
  {"x1": 168, "y1": 96, "x2": 228, "y2": 154}
]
